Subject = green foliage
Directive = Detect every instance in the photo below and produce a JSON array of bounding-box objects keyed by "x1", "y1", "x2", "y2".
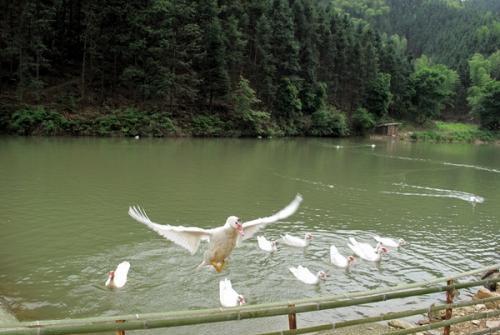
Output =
[
  {"x1": 409, "y1": 121, "x2": 497, "y2": 142},
  {"x1": 410, "y1": 58, "x2": 458, "y2": 124},
  {"x1": 190, "y1": 114, "x2": 225, "y2": 137},
  {"x1": 232, "y1": 76, "x2": 273, "y2": 136},
  {"x1": 274, "y1": 77, "x2": 302, "y2": 132},
  {"x1": 476, "y1": 80, "x2": 500, "y2": 130},
  {"x1": 308, "y1": 106, "x2": 348, "y2": 137},
  {"x1": 365, "y1": 72, "x2": 392, "y2": 118},
  {"x1": 351, "y1": 107, "x2": 376, "y2": 135},
  {"x1": 10, "y1": 106, "x2": 67, "y2": 135}
]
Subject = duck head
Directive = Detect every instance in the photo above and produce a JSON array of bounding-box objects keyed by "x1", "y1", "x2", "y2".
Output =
[
  {"x1": 226, "y1": 216, "x2": 244, "y2": 236},
  {"x1": 305, "y1": 233, "x2": 313, "y2": 240},
  {"x1": 238, "y1": 295, "x2": 246, "y2": 305},
  {"x1": 347, "y1": 256, "x2": 356, "y2": 265},
  {"x1": 318, "y1": 271, "x2": 329, "y2": 280}
]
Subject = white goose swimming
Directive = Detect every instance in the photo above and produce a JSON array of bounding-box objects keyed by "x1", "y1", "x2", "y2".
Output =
[
  {"x1": 289, "y1": 265, "x2": 328, "y2": 285},
  {"x1": 105, "y1": 261, "x2": 130, "y2": 289},
  {"x1": 280, "y1": 233, "x2": 313, "y2": 248},
  {"x1": 373, "y1": 235, "x2": 406, "y2": 248},
  {"x1": 330, "y1": 245, "x2": 355, "y2": 268},
  {"x1": 257, "y1": 236, "x2": 278, "y2": 252},
  {"x1": 128, "y1": 194, "x2": 302, "y2": 272},
  {"x1": 347, "y1": 237, "x2": 388, "y2": 262},
  {"x1": 219, "y1": 278, "x2": 246, "y2": 307}
]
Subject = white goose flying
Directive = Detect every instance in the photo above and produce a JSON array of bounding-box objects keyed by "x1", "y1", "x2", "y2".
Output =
[
  {"x1": 289, "y1": 265, "x2": 328, "y2": 285},
  {"x1": 128, "y1": 194, "x2": 302, "y2": 272},
  {"x1": 219, "y1": 278, "x2": 246, "y2": 307},
  {"x1": 280, "y1": 233, "x2": 313, "y2": 248},
  {"x1": 373, "y1": 235, "x2": 406, "y2": 248},
  {"x1": 330, "y1": 245, "x2": 355, "y2": 268},
  {"x1": 105, "y1": 261, "x2": 130, "y2": 289},
  {"x1": 347, "y1": 237, "x2": 388, "y2": 262},
  {"x1": 257, "y1": 236, "x2": 278, "y2": 252}
]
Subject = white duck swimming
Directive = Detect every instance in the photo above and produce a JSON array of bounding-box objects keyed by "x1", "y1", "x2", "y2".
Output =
[
  {"x1": 330, "y1": 245, "x2": 355, "y2": 268},
  {"x1": 219, "y1": 278, "x2": 246, "y2": 307},
  {"x1": 128, "y1": 194, "x2": 302, "y2": 272},
  {"x1": 289, "y1": 265, "x2": 328, "y2": 285},
  {"x1": 105, "y1": 261, "x2": 130, "y2": 288},
  {"x1": 373, "y1": 235, "x2": 407, "y2": 248},
  {"x1": 280, "y1": 233, "x2": 313, "y2": 248},
  {"x1": 347, "y1": 237, "x2": 388, "y2": 262},
  {"x1": 257, "y1": 236, "x2": 278, "y2": 252}
]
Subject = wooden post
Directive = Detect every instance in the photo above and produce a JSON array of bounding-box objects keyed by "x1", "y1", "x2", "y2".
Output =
[
  {"x1": 443, "y1": 279, "x2": 454, "y2": 335},
  {"x1": 116, "y1": 319, "x2": 125, "y2": 335},
  {"x1": 288, "y1": 304, "x2": 297, "y2": 330}
]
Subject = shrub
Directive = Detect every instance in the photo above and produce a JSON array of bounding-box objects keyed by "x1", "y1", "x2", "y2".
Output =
[
  {"x1": 10, "y1": 106, "x2": 68, "y2": 135},
  {"x1": 309, "y1": 106, "x2": 348, "y2": 137},
  {"x1": 351, "y1": 107, "x2": 376, "y2": 135},
  {"x1": 191, "y1": 115, "x2": 225, "y2": 136}
]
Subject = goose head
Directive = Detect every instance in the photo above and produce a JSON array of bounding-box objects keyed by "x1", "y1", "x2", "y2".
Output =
[
  {"x1": 237, "y1": 295, "x2": 246, "y2": 305},
  {"x1": 305, "y1": 233, "x2": 313, "y2": 241},
  {"x1": 225, "y1": 216, "x2": 244, "y2": 236},
  {"x1": 318, "y1": 271, "x2": 329, "y2": 281},
  {"x1": 347, "y1": 256, "x2": 356, "y2": 265}
]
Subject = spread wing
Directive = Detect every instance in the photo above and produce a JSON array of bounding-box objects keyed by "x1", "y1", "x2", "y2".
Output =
[
  {"x1": 128, "y1": 206, "x2": 212, "y2": 255},
  {"x1": 240, "y1": 194, "x2": 303, "y2": 241}
]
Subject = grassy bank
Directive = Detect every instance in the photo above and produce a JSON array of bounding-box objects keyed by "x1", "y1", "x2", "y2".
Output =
[{"x1": 401, "y1": 121, "x2": 499, "y2": 143}]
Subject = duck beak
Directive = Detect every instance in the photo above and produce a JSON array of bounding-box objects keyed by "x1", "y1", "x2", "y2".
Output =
[{"x1": 236, "y1": 223, "x2": 244, "y2": 236}]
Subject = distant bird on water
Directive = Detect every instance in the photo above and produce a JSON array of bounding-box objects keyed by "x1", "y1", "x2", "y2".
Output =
[
  {"x1": 257, "y1": 236, "x2": 278, "y2": 252},
  {"x1": 105, "y1": 261, "x2": 130, "y2": 288},
  {"x1": 128, "y1": 194, "x2": 303, "y2": 272},
  {"x1": 289, "y1": 265, "x2": 328, "y2": 285},
  {"x1": 373, "y1": 235, "x2": 407, "y2": 248},
  {"x1": 279, "y1": 233, "x2": 313, "y2": 248}
]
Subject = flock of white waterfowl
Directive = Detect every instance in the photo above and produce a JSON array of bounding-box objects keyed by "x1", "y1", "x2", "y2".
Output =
[{"x1": 105, "y1": 194, "x2": 406, "y2": 308}]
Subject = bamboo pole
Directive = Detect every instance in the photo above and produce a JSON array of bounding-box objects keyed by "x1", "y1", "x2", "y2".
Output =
[
  {"x1": 381, "y1": 309, "x2": 500, "y2": 335},
  {"x1": 470, "y1": 326, "x2": 500, "y2": 335},
  {"x1": 248, "y1": 300, "x2": 500, "y2": 335},
  {"x1": 2, "y1": 268, "x2": 498, "y2": 330},
  {"x1": 0, "y1": 279, "x2": 498, "y2": 335},
  {"x1": 2, "y1": 264, "x2": 496, "y2": 331}
]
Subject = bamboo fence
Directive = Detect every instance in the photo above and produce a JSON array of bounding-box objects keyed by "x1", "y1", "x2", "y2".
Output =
[{"x1": 0, "y1": 263, "x2": 498, "y2": 335}]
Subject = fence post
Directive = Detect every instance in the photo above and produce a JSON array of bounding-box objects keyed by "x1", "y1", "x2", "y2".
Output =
[
  {"x1": 443, "y1": 279, "x2": 455, "y2": 335},
  {"x1": 116, "y1": 319, "x2": 125, "y2": 335},
  {"x1": 288, "y1": 304, "x2": 297, "y2": 330}
]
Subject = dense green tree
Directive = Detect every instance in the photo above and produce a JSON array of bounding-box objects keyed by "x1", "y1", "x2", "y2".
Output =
[
  {"x1": 365, "y1": 72, "x2": 392, "y2": 119},
  {"x1": 475, "y1": 80, "x2": 500, "y2": 130}
]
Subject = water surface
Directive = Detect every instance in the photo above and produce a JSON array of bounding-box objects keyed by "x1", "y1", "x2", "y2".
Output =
[{"x1": 0, "y1": 137, "x2": 498, "y2": 333}]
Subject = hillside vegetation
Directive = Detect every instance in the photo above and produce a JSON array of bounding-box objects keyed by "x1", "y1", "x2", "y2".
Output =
[{"x1": 0, "y1": 0, "x2": 498, "y2": 137}]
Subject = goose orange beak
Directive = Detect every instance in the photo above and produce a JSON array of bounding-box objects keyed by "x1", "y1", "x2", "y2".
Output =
[{"x1": 236, "y1": 223, "x2": 244, "y2": 236}]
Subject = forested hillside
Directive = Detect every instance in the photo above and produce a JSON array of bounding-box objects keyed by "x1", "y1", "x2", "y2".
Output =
[{"x1": 0, "y1": 0, "x2": 498, "y2": 137}]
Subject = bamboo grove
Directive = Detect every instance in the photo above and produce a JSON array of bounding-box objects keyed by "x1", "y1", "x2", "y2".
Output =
[{"x1": 0, "y1": 0, "x2": 499, "y2": 136}]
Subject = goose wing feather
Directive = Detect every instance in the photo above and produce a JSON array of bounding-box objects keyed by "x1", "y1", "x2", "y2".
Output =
[
  {"x1": 240, "y1": 194, "x2": 302, "y2": 241},
  {"x1": 128, "y1": 206, "x2": 212, "y2": 255}
]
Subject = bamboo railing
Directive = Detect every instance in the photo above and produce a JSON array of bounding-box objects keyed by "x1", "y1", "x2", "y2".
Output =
[{"x1": 0, "y1": 264, "x2": 498, "y2": 335}]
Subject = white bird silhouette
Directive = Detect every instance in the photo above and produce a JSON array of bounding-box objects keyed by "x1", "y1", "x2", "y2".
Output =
[
  {"x1": 219, "y1": 278, "x2": 245, "y2": 307},
  {"x1": 289, "y1": 265, "x2": 328, "y2": 285},
  {"x1": 105, "y1": 261, "x2": 130, "y2": 288},
  {"x1": 128, "y1": 194, "x2": 302, "y2": 272},
  {"x1": 373, "y1": 235, "x2": 406, "y2": 248},
  {"x1": 347, "y1": 237, "x2": 388, "y2": 262},
  {"x1": 279, "y1": 233, "x2": 313, "y2": 248},
  {"x1": 257, "y1": 236, "x2": 278, "y2": 252},
  {"x1": 330, "y1": 245, "x2": 355, "y2": 268}
]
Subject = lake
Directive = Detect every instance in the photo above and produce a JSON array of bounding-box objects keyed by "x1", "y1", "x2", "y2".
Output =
[{"x1": 0, "y1": 137, "x2": 498, "y2": 333}]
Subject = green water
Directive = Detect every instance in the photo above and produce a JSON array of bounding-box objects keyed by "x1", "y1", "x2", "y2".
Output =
[{"x1": 0, "y1": 137, "x2": 499, "y2": 333}]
